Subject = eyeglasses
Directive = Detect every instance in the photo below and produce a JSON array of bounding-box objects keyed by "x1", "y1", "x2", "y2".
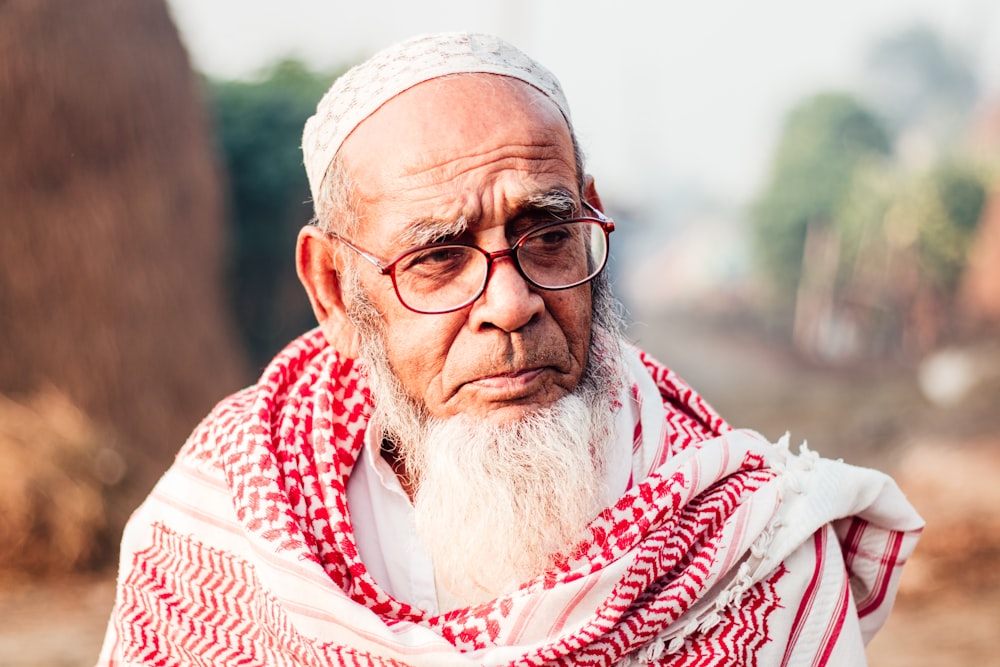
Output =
[{"x1": 329, "y1": 202, "x2": 615, "y2": 314}]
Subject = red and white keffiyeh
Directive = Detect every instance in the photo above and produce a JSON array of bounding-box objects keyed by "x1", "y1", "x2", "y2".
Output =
[{"x1": 98, "y1": 329, "x2": 922, "y2": 666}]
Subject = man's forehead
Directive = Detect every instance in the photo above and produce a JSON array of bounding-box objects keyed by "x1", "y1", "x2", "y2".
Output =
[
  {"x1": 342, "y1": 74, "x2": 570, "y2": 170},
  {"x1": 302, "y1": 32, "x2": 572, "y2": 206},
  {"x1": 334, "y1": 71, "x2": 578, "y2": 240}
]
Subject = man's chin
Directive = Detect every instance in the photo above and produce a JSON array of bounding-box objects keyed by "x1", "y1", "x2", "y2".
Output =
[
  {"x1": 435, "y1": 384, "x2": 578, "y2": 425},
  {"x1": 424, "y1": 402, "x2": 552, "y2": 429},
  {"x1": 473, "y1": 399, "x2": 553, "y2": 422}
]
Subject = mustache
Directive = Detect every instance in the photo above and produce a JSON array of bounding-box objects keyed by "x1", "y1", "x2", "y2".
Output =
[{"x1": 463, "y1": 348, "x2": 571, "y2": 381}]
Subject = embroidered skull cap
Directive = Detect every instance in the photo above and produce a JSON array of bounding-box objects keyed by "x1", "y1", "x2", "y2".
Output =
[{"x1": 301, "y1": 32, "x2": 572, "y2": 204}]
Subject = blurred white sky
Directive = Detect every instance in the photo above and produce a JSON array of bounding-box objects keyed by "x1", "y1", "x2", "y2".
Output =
[{"x1": 165, "y1": 0, "x2": 1000, "y2": 210}]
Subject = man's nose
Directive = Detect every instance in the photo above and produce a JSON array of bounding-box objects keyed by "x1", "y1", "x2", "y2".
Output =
[{"x1": 468, "y1": 253, "x2": 544, "y2": 332}]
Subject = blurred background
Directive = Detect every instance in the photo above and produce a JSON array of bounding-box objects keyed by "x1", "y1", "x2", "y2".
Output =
[{"x1": 1, "y1": 0, "x2": 998, "y2": 664}]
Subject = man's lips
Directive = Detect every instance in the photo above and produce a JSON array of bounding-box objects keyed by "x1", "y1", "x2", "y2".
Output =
[{"x1": 466, "y1": 367, "x2": 545, "y2": 392}]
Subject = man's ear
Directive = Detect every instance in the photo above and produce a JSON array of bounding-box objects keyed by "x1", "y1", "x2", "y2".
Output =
[
  {"x1": 296, "y1": 225, "x2": 360, "y2": 357},
  {"x1": 582, "y1": 175, "x2": 605, "y2": 215}
]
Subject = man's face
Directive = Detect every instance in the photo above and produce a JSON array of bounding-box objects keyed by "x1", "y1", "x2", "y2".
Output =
[{"x1": 338, "y1": 75, "x2": 594, "y2": 424}]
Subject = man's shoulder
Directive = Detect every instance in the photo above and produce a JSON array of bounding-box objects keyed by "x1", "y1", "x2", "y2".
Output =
[
  {"x1": 175, "y1": 385, "x2": 260, "y2": 469},
  {"x1": 174, "y1": 329, "x2": 367, "y2": 470},
  {"x1": 624, "y1": 342, "x2": 731, "y2": 439}
]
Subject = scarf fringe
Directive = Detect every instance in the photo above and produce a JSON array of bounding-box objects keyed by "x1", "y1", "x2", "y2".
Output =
[{"x1": 623, "y1": 435, "x2": 820, "y2": 666}]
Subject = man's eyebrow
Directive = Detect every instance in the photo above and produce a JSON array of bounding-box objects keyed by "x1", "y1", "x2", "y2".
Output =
[
  {"x1": 393, "y1": 189, "x2": 577, "y2": 248},
  {"x1": 395, "y1": 215, "x2": 470, "y2": 247},
  {"x1": 517, "y1": 189, "x2": 578, "y2": 219}
]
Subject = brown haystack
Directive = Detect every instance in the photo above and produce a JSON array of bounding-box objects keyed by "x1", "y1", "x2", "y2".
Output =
[
  {"x1": 0, "y1": 390, "x2": 121, "y2": 573},
  {"x1": 0, "y1": 0, "x2": 251, "y2": 571}
]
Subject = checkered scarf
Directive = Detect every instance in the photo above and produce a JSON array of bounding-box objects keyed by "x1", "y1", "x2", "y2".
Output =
[{"x1": 99, "y1": 329, "x2": 922, "y2": 666}]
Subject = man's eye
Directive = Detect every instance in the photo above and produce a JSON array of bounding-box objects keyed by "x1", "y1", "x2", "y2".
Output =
[
  {"x1": 524, "y1": 225, "x2": 572, "y2": 250},
  {"x1": 402, "y1": 246, "x2": 469, "y2": 273}
]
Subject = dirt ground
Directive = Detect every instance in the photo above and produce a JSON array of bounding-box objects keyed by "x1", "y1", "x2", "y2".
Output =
[
  {"x1": 2, "y1": 311, "x2": 998, "y2": 666},
  {"x1": 863, "y1": 435, "x2": 1000, "y2": 666}
]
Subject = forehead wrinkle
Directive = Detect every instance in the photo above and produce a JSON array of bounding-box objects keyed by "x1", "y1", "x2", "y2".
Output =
[
  {"x1": 347, "y1": 141, "x2": 567, "y2": 214},
  {"x1": 393, "y1": 186, "x2": 578, "y2": 249},
  {"x1": 399, "y1": 141, "x2": 571, "y2": 190}
]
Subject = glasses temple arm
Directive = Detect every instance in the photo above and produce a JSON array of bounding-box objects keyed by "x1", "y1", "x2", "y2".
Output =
[
  {"x1": 582, "y1": 200, "x2": 611, "y2": 222},
  {"x1": 326, "y1": 232, "x2": 392, "y2": 273}
]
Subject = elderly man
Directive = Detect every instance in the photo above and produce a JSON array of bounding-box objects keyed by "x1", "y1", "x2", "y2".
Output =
[{"x1": 99, "y1": 33, "x2": 921, "y2": 666}]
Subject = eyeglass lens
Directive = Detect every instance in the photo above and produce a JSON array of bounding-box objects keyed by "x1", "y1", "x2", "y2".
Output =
[{"x1": 393, "y1": 220, "x2": 608, "y2": 313}]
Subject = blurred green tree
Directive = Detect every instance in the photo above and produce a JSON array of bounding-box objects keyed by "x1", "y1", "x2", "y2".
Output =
[
  {"x1": 745, "y1": 25, "x2": 991, "y2": 361},
  {"x1": 912, "y1": 161, "x2": 988, "y2": 292},
  {"x1": 832, "y1": 159, "x2": 988, "y2": 356},
  {"x1": 750, "y1": 92, "x2": 893, "y2": 308},
  {"x1": 751, "y1": 88, "x2": 989, "y2": 358},
  {"x1": 208, "y1": 60, "x2": 343, "y2": 366}
]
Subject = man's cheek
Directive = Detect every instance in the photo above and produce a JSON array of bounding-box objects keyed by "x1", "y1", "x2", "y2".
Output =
[{"x1": 387, "y1": 335, "x2": 446, "y2": 393}]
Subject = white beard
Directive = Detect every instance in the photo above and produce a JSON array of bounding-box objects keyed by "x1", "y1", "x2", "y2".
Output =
[
  {"x1": 346, "y1": 269, "x2": 625, "y2": 606},
  {"x1": 405, "y1": 388, "x2": 616, "y2": 605}
]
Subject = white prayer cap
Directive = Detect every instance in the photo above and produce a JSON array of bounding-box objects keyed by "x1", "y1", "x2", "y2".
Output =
[{"x1": 301, "y1": 32, "x2": 572, "y2": 205}]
